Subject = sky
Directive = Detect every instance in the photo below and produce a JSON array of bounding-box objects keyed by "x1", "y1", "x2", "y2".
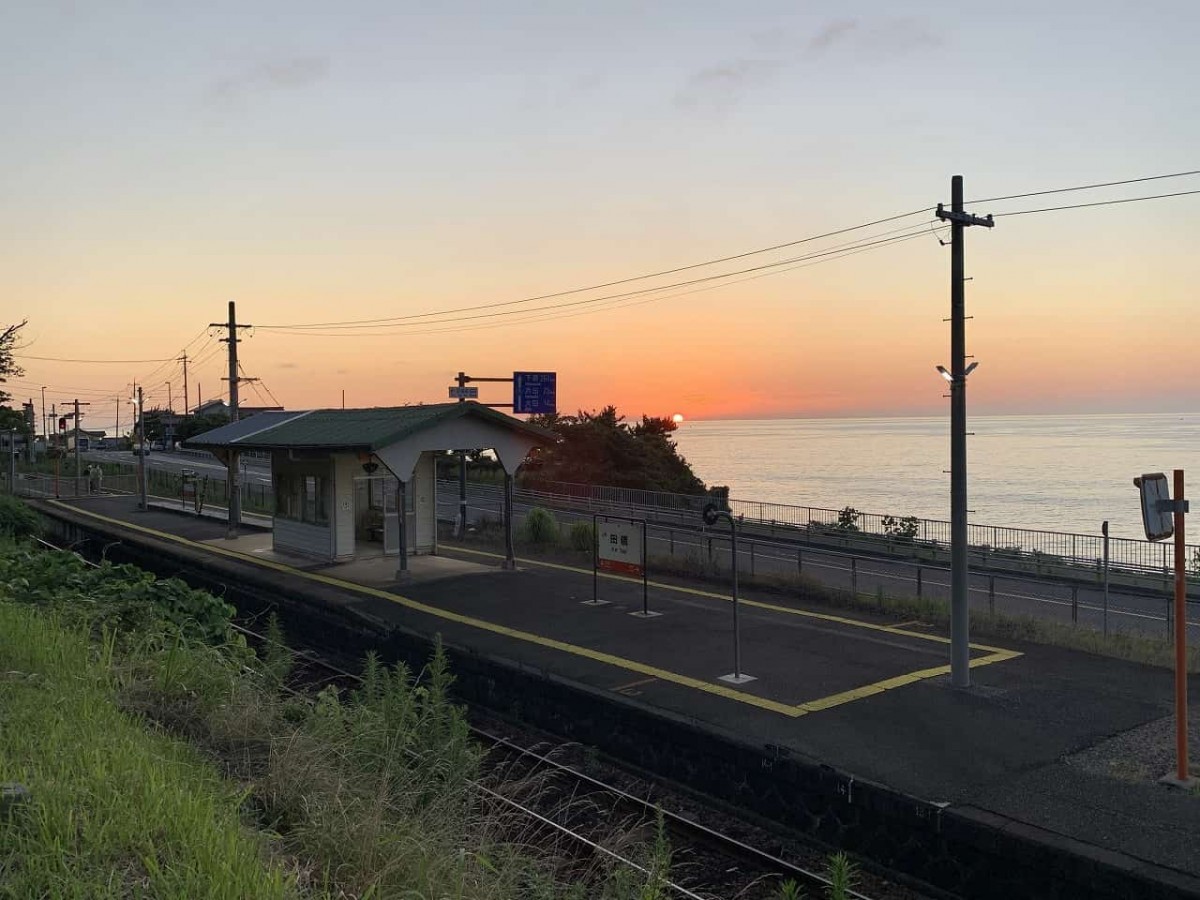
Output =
[{"x1": 2, "y1": 1, "x2": 1199, "y2": 433}]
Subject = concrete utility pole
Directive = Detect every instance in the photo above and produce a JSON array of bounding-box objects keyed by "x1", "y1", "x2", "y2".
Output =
[
  {"x1": 456, "y1": 371, "x2": 468, "y2": 538},
  {"x1": 936, "y1": 175, "x2": 994, "y2": 689},
  {"x1": 210, "y1": 301, "x2": 253, "y2": 538},
  {"x1": 40, "y1": 387, "x2": 47, "y2": 451},
  {"x1": 137, "y1": 386, "x2": 147, "y2": 510},
  {"x1": 72, "y1": 399, "x2": 91, "y2": 494},
  {"x1": 178, "y1": 353, "x2": 189, "y2": 417}
]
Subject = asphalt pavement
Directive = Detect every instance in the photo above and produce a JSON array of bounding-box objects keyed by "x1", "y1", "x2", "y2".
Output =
[
  {"x1": 440, "y1": 481, "x2": 1200, "y2": 643},
  {"x1": 70, "y1": 454, "x2": 1198, "y2": 640}
]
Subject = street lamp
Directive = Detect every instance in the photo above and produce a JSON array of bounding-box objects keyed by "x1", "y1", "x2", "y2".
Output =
[
  {"x1": 936, "y1": 362, "x2": 977, "y2": 383},
  {"x1": 702, "y1": 502, "x2": 756, "y2": 685}
]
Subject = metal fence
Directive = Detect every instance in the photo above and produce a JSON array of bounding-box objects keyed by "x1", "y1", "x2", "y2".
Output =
[
  {"x1": 4, "y1": 463, "x2": 272, "y2": 516},
  {"x1": 508, "y1": 478, "x2": 1193, "y2": 578}
]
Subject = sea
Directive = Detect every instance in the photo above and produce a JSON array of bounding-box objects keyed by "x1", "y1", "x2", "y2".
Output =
[{"x1": 671, "y1": 414, "x2": 1200, "y2": 540}]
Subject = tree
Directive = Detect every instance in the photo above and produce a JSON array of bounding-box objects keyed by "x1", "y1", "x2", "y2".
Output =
[
  {"x1": 522, "y1": 406, "x2": 706, "y2": 495},
  {"x1": 175, "y1": 412, "x2": 230, "y2": 443},
  {"x1": 139, "y1": 407, "x2": 177, "y2": 442},
  {"x1": 0, "y1": 321, "x2": 27, "y2": 407}
]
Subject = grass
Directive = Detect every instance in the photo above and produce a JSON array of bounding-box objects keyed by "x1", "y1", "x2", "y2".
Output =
[
  {"x1": 0, "y1": 602, "x2": 291, "y2": 898},
  {"x1": 0, "y1": 535, "x2": 678, "y2": 898}
]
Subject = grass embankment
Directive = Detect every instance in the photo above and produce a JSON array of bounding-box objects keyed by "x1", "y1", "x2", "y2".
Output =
[
  {"x1": 0, "y1": 601, "x2": 290, "y2": 898},
  {"x1": 0, "y1": 496, "x2": 674, "y2": 899},
  {"x1": 455, "y1": 510, "x2": 1200, "y2": 673}
]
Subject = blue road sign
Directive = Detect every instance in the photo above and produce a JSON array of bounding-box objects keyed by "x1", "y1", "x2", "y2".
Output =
[{"x1": 513, "y1": 372, "x2": 556, "y2": 415}]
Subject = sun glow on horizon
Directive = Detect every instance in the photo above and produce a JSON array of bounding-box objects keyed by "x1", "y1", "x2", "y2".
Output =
[{"x1": 672, "y1": 413, "x2": 685, "y2": 424}]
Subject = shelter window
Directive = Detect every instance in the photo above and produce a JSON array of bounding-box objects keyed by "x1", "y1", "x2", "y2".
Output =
[{"x1": 275, "y1": 471, "x2": 329, "y2": 526}]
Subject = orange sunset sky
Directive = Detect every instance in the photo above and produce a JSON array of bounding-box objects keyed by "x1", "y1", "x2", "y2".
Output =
[{"x1": 3, "y1": 3, "x2": 1199, "y2": 434}]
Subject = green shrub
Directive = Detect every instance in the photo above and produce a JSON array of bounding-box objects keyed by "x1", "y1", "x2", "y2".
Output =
[
  {"x1": 522, "y1": 507, "x2": 560, "y2": 546},
  {"x1": 0, "y1": 543, "x2": 238, "y2": 647},
  {"x1": 0, "y1": 494, "x2": 39, "y2": 539},
  {"x1": 569, "y1": 520, "x2": 596, "y2": 553}
]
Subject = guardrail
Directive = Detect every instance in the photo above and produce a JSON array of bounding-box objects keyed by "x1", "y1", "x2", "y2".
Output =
[{"x1": 490, "y1": 479, "x2": 1195, "y2": 578}]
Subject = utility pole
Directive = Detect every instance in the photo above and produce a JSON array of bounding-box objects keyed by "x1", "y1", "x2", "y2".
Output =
[
  {"x1": 936, "y1": 175, "x2": 994, "y2": 689},
  {"x1": 137, "y1": 386, "x2": 147, "y2": 510},
  {"x1": 168, "y1": 381, "x2": 173, "y2": 414},
  {"x1": 178, "y1": 353, "x2": 190, "y2": 417},
  {"x1": 456, "y1": 371, "x2": 468, "y2": 537},
  {"x1": 114, "y1": 397, "x2": 120, "y2": 448},
  {"x1": 210, "y1": 301, "x2": 253, "y2": 538},
  {"x1": 51, "y1": 403, "x2": 59, "y2": 498},
  {"x1": 40, "y1": 386, "x2": 47, "y2": 451},
  {"x1": 71, "y1": 399, "x2": 91, "y2": 496}
]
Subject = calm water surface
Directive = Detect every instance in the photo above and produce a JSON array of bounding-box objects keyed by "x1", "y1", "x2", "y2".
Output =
[{"x1": 672, "y1": 414, "x2": 1200, "y2": 539}]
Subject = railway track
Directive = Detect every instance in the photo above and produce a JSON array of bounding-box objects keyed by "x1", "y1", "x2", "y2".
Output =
[{"x1": 31, "y1": 535, "x2": 928, "y2": 900}]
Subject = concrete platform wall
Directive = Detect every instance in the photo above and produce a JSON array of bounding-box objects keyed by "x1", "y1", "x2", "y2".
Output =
[{"x1": 33, "y1": 504, "x2": 1200, "y2": 900}]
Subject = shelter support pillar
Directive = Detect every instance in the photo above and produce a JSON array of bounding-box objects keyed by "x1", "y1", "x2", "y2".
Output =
[
  {"x1": 395, "y1": 479, "x2": 408, "y2": 577},
  {"x1": 503, "y1": 472, "x2": 516, "y2": 569}
]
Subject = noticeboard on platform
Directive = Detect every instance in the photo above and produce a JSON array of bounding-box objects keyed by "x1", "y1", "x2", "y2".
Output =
[
  {"x1": 597, "y1": 517, "x2": 644, "y2": 576},
  {"x1": 513, "y1": 371, "x2": 556, "y2": 415}
]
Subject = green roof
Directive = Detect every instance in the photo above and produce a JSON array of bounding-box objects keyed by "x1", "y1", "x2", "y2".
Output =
[{"x1": 185, "y1": 402, "x2": 554, "y2": 451}]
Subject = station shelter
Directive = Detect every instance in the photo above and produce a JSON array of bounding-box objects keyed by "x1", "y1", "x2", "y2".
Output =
[{"x1": 184, "y1": 403, "x2": 552, "y2": 571}]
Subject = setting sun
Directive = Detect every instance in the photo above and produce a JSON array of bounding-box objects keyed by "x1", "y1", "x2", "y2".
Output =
[{"x1": 672, "y1": 413, "x2": 685, "y2": 424}]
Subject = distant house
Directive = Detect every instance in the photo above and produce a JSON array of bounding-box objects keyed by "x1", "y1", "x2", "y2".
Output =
[
  {"x1": 65, "y1": 428, "x2": 105, "y2": 452},
  {"x1": 193, "y1": 399, "x2": 229, "y2": 417},
  {"x1": 191, "y1": 399, "x2": 283, "y2": 419}
]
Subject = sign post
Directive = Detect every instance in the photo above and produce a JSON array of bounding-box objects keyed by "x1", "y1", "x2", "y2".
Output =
[
  {"x1": 1134, "y1": 470, "x2": 1195, "y2": 790},
  {"x1": 589, "y1": 514, "x2": 657, "y2": 616}
]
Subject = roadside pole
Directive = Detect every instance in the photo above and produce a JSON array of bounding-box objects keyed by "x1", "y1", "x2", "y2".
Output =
[
  {"x1": 7, "y1": 430, "x2": 15, "y2": 494},
  {"x1": 642, "y1": 520, "x2": 649, "y2": 616},
  {"x1": 72, "y1": 398, "x2": 90, "y2": 496},
  {"x1": 1169, "y1": 470, "x2": 1192, "y2": 787},
  {"x1": 457, "y1": 372, "x2": 467, "y2": 538},
  {"x1": 211, "y1": 301, "x2": 251, "y2": 539},
  {"x1": 137, "y1": 387, "x2": 148, "y2": 511},
  {"x1": 1135, "y1": 470, "x2": 1195, "y2": 789},
  {"x1": 503, "y1": 472, "x2": 516, "y2": 569},
  {"x1": 1101, "y1": 521, "x2": 1110, "y2": 637}
]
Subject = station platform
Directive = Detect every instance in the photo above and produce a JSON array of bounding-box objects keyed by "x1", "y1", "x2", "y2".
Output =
[{"x1": 36, "y1": 495, "x2": 1200, "y2": 896}]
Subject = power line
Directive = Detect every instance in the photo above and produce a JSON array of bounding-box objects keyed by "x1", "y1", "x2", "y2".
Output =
[
  {"x1": 133, "y1": 326, "x2": 211, "y2": 385},
  {"x1": 258, "y1": 227, "x2": 939, "y2": 339},
  {"x1": 260, "y1": 221, "x2": 939, "y2": 336},
  {"x1": 14, "y1": 354, "x2": 175, "y2": 364},
  {"x1": 992, "y1": 188, "x2": 1200, "y2": 217},
  {"x1": 967, "y1": 168, "x2": 1200, "y2": 205},
  {"x1": 258, "y1": 207, "x2": 936, "y2": 330}
]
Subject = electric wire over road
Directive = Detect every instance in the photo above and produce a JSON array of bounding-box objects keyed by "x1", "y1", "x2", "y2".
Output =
[{"x1": 13, "y1": 167, "x2": 1200, "y2": 362}]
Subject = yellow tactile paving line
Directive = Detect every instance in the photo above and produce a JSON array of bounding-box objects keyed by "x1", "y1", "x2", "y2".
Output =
[
  {"x1": 48, "y1": 502, "x2": 1021, "y2": 718},
  {"x1": 449, "y1": 546, "x2": 1021, "y2": 656}
]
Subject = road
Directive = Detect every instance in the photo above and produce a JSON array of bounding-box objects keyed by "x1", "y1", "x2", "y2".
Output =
[{"x1": 83, "y1": 449, "x2": 272, "y2": 486}]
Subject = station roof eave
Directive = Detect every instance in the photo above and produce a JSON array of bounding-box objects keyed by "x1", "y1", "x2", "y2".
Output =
[{"x1": 182, "y1": 402, "x2": 557, "y2": 474}]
